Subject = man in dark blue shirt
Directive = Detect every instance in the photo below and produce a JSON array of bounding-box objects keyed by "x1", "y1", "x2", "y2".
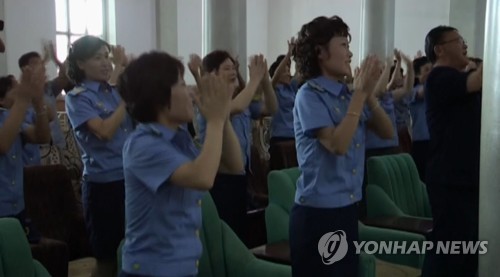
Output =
[{"x1": 422, "y1": 25, "x2": 483, "y2": 277}]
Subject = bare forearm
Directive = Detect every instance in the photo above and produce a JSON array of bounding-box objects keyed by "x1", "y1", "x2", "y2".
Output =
[
  {"x1": 109, "y1": 65, "x2": 125, "y2": 86},
  {"x1": 467, "y1": 67, "x2": 483, "y2": 93},
  {"x1": 271, "y1": 52, "x2": 291, "y2": 87},
  {"x1": 261, "y1": 78, "x2": 279, "y2": 115},
  {"x1": 231, "y1": 79, "x2": 260, "y2": 114},
  {"x1": 0, "y1": 100, "x2": 30, "y2": 153},
  {"x1": 322, "y1": 92, "x2": 366, "y2": 155},
  {"x1": 93, "y1": 103, "x2": 127, "y2": 140},
  {"x1": 219, "y1": 119, "x2": 244, "y2": 174},
  {"x1": 191, "y1": 121, "x2": 225, "y2": 186}
]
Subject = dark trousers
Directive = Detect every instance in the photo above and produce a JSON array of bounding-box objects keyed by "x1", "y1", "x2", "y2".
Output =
[
  {"x1": 411, "y1": 140, "x2": 430, "y2": 182},
  {"x1": 269, "y1": 137, "x2": 297, "y2": 170},
  {"x1": 82, "y1": 179, "x2": 125, "y2": 261},
  {"x1": 210, "y1": 173, "x2": 248, "y2": 242},
  {"x1": 422, "y1": 184, "x2": 479, "y2": 277},
  {"x1": 290, "y1": 203, "x2": 359, "y2": 277},
  {"x1": 398, "y1": 126, "x2": 412, "y2": 153}
]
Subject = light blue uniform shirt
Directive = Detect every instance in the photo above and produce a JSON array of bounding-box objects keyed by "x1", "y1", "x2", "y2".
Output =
[
  {"x1": 196, "y1": 101, "x2": 262, "y2": 169},
  {"x1": 22, "y1": 108, "x2": 41, "y2": 166},
  {"x1": 0, "y1": 108, "x2": 28, "y2": 216},
  {"x1": 271, "y1": 81, "x2": 298, "y2": 138},
  {"x1": 410, "y1": 84, "x2": 430, "y2": 141},
  {"x1": 293, "y1": 76, "x2": 370, "y2": 208},
  {"x1": 365, "y1": 93, "x2": 399, "y2": 149},
  {"x1": 65, "y1": 80, "x2": 134, "y2": 183},
  {"x1": 122, "y1": 123, "x2": 205, "y2": 276}
]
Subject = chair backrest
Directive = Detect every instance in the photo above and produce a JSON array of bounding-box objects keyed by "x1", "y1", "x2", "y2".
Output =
[
  {"x1": 0, "y1": 218, "x2": 40, "y2": 276},
  {"x1": 199, "y1": 194, "x2": 256, "y2": 277},
  {"x1": 265, "y1": 168, "x2": 300, "y2": 243},
  {"x1": 23, "y1": 164, "x2": 91, "y2": 259},
  {"x1": 366, "y1": 154, "x2": 431, "y2": 217}
]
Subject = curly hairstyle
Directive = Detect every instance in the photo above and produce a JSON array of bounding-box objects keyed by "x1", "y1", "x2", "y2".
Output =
[
  {"x1": 118, "y1": 51, "x2": 184, "y2": 123},
  {"x1": 293, "y1": 16, "x2": 351, "y2": 81},
  {"x1": 66, "y1": 35, "x2": 110, "y2": 84}
]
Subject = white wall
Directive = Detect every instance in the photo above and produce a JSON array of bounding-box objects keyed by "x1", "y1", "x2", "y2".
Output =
[
  {"x1": 394, "y1": 0, "x2": 450, "y2": 58},
  {"x1": 4, "y1": 0, "x2": 57, "y2": 78},
  {"x1": 176, "y1": 0, "x2": 203, "y2": 84},
  {"x1": 1, "y1": 0, "x2": 157, "y2": 79},
  {"x1": 267, "y1": 0, "x2": 364, "y2": 68},
  {"x1": 114, "y1": 0, "x2": 157, "y2": 58}
]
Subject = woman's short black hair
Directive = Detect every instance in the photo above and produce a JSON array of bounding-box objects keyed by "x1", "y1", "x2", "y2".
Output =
[
  {"x1": 18, "y1": 52, "x2": 41, "y2": 69},
  {"x1": 269, "y1": 55, "x2": 286, "y2": 78},
  {"x1": 202, "y1": 50, "x2": 234, "y2": 73},
  {"x1": 118, "y1": 51, "x2": 184, "y2": 123},
  {"x1": 67, "y1": 35, "x2": 110, "y2": 84},
  {"x1": 424, "y1": 25, "x2": 457, "y2": 64},
  {"x1": 413, "y1": 56, "x2": 431, "y2": 75},
  {"x1": 294, "y1": 16, "x2": 351, "y2": 81}
]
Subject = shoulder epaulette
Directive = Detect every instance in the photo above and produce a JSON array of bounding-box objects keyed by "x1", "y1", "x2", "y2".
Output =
[
  {"x1": 67, "y1": 86, "x2": 86, "y2": 96},
  {"x1": 306, "y1": 80, "x2": 326, "y2": 93}
]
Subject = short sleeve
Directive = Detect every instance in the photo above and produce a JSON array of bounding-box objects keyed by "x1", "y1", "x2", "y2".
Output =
[
  {"x1": 124, "y1": 137, "x2": 192, "y2": 193},
  {"x1": 426, "y1": 68, "x2": 470, "y2": 104},
  {"x1": 249, "y1": 101, "x2": 262, "y2": 119},
  {"x1": 294, "y1": 87, "x2": 336, "y2": 137},
  {"x1": 65, "y1": 93, "x2": 101, "y2": 130}
]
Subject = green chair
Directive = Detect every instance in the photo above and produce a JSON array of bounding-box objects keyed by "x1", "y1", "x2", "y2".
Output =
[
  {"x1": 0, "y1": 218, "x2": 51, "y2": 277},
  {"x1": 366, "y1": 153, "x2": 432, "y2": 219},
  {"x1": 117, "y1": 195, "x2": 290, "y2": 277},
  {"x1": 266, "y1": 167, "x2": 425, "y2": 270}
]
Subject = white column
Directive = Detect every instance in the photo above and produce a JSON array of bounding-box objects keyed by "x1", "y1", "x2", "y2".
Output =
[
  {"x1": 156, "y1": 0, "x2": 178, "y2": 55},
  {"x1": 205, "y1": 0, "x2": 247, "y2": 78},
  {"x1": 479, "y1": 0, "x2": 500, "y2": 276},
  {"x1": 360, "y1": 0, "x2": 395, "y2": 59}
]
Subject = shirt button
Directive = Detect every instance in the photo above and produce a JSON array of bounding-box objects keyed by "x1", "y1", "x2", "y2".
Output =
[
  {"x1": 350, "y1": 194, "x2": 354, "y2": 200},
  {"x1": 197, "y1": 199, "x2": 202, "y2": 206},
  {"x1": 196, "y1": 260, "x2": 200, "y2": 268},
  {"x1": 133, "y1": 263, "x2": 140, "y2": 270},
  {"x1": 299, "y1": 197, "x2": 305, "y2": 203},
  {"x1": 341, "y1": 96, "x2": 345, "y2": 100},
  {"x1": 356, "y1": 143, "x2": 360, "y2": 148},
  {"x1": 124, "y1": 128, "x2": 128, "y2": 132},
  {"x1": 12, "y1": 155, "x2": 16, "y2": 159},
  {"x1": 11, "y1": 180, "x2": 15, "y2": 185},
  {"x1": 352, "y1": 169, "x2": 357, "y2": 174}
]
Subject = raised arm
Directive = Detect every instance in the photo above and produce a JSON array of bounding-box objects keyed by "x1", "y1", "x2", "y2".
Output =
[
  {"x1": 317, "y1": 56, "x2": 382, "y2": 155},
  {"x1": 188, "y1": 54, "x2": 203, "y2": 88},
  {"x1": 271, "y1": 37, "x2": 295, "y2": 88},
  {"x1": 109, "y1": 45, "x2": 128, "y2": 86},
  {"x1": 171, "y1": 74, "x2": 232, "y2": 190},
  {"x1": 21, "y1": 64, "x2": 51, "y2": 144},
  {"x1": 230, "y1": 54, "x2": 266, "y2": 115},
  {"x1": 258, "y1": 58, "x2": 279, "y2": 116},
  {"x1": 392, "y1": 54, "x2": 415, "y2": 101}
]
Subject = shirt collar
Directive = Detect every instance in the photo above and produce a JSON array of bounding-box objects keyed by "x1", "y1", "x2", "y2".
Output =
[
  {"x1": 81, "y1": 80, "x2": 112, "y2": 93},
  {"x1": 307, "y1": 76, "x2": 346, "y2": 96},
  {"x1": 137, "y1": 122, "x2": 181, "y2": 141}
]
